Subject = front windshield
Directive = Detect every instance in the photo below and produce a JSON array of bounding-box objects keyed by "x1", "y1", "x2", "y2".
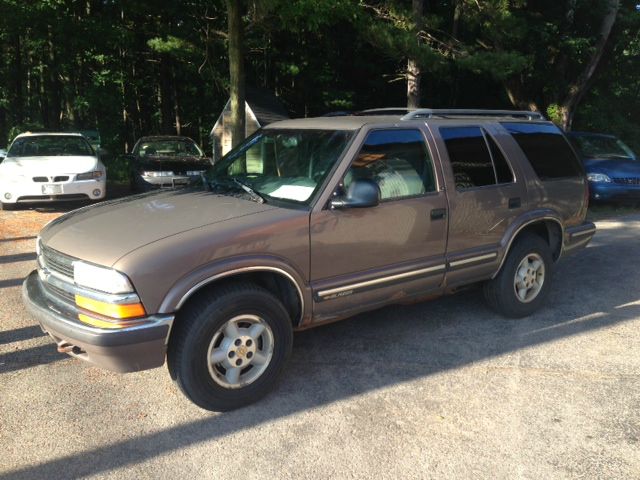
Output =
[
  {"x1": 8, "y1": 135, "x2": 94, "y2": 157},
  {"x1": 208, "y1": 129, "x2": 353, "y2": 205},
  {"x1": 573, "y1": 135, "x2": 636, "y2": 160},
  {"x1": 135, "y1": 139, "x2": 203, "y2": 158}
]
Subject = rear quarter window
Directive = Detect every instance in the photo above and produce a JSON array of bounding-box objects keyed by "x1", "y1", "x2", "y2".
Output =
[{"x1": 501, "y1": 122, "x2": 582, "y2": 180}]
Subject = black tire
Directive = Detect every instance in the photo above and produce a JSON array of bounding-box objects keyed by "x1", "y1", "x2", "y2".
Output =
[
  {"x1": 0, "y1": 202, "x2": 16, "y2": 211},
  {"x1": 483, "y1": 233, "x2": 554, "y2": 318},
  {"x1": 167, "y1": 282, "x2": 293, "y2": 411}
]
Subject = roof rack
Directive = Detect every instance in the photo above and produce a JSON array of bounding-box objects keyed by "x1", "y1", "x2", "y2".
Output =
[
  {"x1": 357, "y1": 107, "x2": 415, "y2": 116},
  {"x1": 401, "y1": 109, "x2": 545, "y2": 121}
]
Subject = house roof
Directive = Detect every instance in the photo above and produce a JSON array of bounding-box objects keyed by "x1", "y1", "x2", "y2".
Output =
[{"x1": 245, "y1": 87, "x2": 289, "y2": 126}]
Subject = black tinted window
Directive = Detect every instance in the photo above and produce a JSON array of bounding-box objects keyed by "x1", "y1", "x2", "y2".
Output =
[
  {"x1": 486, "y1": 133, "x2": 514, "y2": 184},
  {"x1": 345, "y1": 129, "x2": 436, "y2": 200},
  {"x1": 441, "y1": 126, "x2": 495, "y2": 189},
  {"x1": 502, "y1": 123, "x2": 582, "y2": 180}
]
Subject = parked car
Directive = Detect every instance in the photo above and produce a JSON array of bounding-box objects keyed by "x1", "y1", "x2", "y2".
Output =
[
  {"x1": 24, "y1": 109, "x2": 595, "y2": 411},
  {"x1": 0, "y1": 132, "x2": 106, "y2": 210},
  {"x1": 128, "y1": 135, "x2": 211, "y2": 192},
  {"x1": 568, "y1": 131, "x2": 640, "y2": 202}
]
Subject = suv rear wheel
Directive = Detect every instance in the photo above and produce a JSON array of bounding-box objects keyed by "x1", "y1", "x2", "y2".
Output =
[
  {"x1": 167, "y1": 282, "x2": 293, "y2": 411},
  {"x1": 483, "y1": 233, "x2": 553, "y2": 318}
]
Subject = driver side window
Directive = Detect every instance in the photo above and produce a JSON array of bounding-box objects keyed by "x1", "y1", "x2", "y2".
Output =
[{"x1": 344, "y1": 129, "x2": 436, "y2": 200}]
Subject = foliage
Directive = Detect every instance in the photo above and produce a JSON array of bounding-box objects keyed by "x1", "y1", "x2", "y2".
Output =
[{"x1": 0, "y1": 0, "x2": 637, "y2": 153}]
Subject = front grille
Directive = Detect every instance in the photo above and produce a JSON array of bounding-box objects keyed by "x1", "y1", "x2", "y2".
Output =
[
  {"x1": 612, "y1": 177, "x2": 640, "y2": 185},
  {"x1": 41, "y1": 245, "x2": 75, "y2": 279},
  {"x1": 33, "y1": 177, "x2": 47, "y2": 182},
  {"x1": 43, "y1": 281, "x2": 75, "y2": 304},
  {"x1": 53, "y1": 176, "x2": 69, "y2": 182}
]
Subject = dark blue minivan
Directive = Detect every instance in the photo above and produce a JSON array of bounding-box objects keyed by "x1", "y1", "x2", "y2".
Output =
[{"x1": 568, "y1": 132, "x2": 640, "y2": 202}]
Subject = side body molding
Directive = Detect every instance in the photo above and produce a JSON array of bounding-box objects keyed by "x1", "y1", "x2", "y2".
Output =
[{"x1": 158, "y1": 256, "x2": 310, "y2": 324}]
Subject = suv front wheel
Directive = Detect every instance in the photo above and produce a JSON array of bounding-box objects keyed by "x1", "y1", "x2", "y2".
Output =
[
  {"x1": 167, "y1": 282, "x2": 293, "y2": 411},
  {"x1": 483, "y1": 233, "x2": 554, "y2": 318}
]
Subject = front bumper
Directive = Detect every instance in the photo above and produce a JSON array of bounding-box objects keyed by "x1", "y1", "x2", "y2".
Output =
[
  {"x1": 589, "y1": 182, "x2": 640, "y2": 202},
  {"x1": 22, "y1": 271, "x2": 172, "y2": 373},
  {"x1": 1, "y1": 178, "x2": 106, "y2": 204},
  {"x1": 138, "y1": 174, "x2": 196, "y2": 189}
]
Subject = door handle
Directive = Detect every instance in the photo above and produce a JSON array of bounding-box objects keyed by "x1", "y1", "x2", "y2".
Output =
[
  {"x1": 431, "y1": 208, "x2": 447, "y2": 220},
  {"x1": 508, "y1": 197, "x2": 521, "y2": 209}
]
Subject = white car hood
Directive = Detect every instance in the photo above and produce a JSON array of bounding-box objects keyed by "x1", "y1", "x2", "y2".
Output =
[{"x1": 0, "y1": 156, "x2": 100, "y2": 177}]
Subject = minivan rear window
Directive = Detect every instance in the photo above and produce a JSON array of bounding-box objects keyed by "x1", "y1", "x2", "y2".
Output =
[{"x1": 501, "y1": 123, "x2": 582, "y2": 180}]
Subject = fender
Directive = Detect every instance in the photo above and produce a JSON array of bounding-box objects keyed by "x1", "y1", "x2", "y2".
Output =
[
  {"x1": 493, "y1": 209, "x2": 564, "y2": 279},
  {"x1": 157, "y1": 254, "x2": 310, "y2": 324}
]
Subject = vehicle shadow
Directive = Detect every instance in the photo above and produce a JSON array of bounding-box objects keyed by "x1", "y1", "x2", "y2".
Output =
[{"x1": 2, "y1": 227, "x2": 639, "y2": 479}]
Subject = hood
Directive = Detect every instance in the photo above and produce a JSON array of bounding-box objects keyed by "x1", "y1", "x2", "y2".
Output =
[
  {"x1": 40, "y1": 189, "x2": 276, "y2": 267},
  {"x1": 0, "y1": 155, "x2": 99, "y2": 176},
  {"x1": 583, "y1": 158, "x2": 640, "y2": 177}
]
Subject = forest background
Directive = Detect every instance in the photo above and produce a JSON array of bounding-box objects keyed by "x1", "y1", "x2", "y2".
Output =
[{"x1": 0, "y1": 0, "x2": 638, "y2": 160}]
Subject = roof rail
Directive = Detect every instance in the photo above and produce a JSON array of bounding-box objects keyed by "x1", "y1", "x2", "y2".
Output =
[
  {"x1": 401, "y1": 109, "x2": 545, "y2": 121},
  {"x1": 357, "y1": 107, "x2": 415, "y2": 116}
]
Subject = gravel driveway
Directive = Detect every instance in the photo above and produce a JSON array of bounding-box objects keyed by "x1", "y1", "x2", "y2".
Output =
[{"x1": 1, "y1": 205, "x2": 639, "y2": 479}]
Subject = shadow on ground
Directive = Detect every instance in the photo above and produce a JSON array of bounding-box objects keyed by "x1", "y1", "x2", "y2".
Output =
[{"x1": 2, "y1": 222, "x2": 639, "y2": 480}]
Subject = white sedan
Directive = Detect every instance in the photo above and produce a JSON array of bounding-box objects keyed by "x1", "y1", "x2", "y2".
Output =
[{"x1": 0, "y1": 132, "x2": 106, "y2": 210}]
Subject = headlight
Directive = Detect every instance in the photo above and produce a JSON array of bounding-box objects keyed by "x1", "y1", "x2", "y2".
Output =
[
  {"x1": 587, "y1": 173, "x2": 611, "y2": 183},
  {"x1": 73, "y1": 261, "x2": 134, "y2": 294},
  {"x1": 142, "y1": 171, "x2": 174, "y2": 177},
  {"x1": 76, "y1": 171, "x2": 103, "y2": 180},
  {"x1": 186, "y1": 170, "x2": 205, "y2": 176}
]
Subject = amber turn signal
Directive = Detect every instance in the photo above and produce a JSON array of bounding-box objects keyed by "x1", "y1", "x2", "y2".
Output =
[{"x1": 75, "y1": 295, "x2": 146, "y2": 319}]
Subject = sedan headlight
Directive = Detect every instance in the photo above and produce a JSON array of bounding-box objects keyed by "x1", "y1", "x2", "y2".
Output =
[
  {"x1": 142, "y1": 171, "x2": 174, "y2": 177},
  {"x1": 73, "y1": 261, "x2": 134, "y2": 294},
  {"x1": 76, "y1": 171, "x2": 103, "y2": 180},
  {"x1": 587, "y1": 173, "x2": 611, "y2": 183}
]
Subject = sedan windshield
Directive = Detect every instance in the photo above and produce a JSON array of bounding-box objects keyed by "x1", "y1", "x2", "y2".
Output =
[
  {"x1": 573, "y1": 135, "x2": 637, "y2": 160},
  {"x1": 8, "y1": 135, "x2": 94, "y2": 157},
  {"x1": 208, "y1": 129, "x2": 353, "y2": 205},
  {"x1": 135, "y1": 139, "x2": 203, "y2": 158}
]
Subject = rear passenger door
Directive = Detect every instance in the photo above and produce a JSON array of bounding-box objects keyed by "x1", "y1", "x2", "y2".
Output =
[{"x1": 431, "y1": 124, "x2": 527, "y2": 287}]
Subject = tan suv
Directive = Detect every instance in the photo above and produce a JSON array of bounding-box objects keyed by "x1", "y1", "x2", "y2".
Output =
[{"x1": 23, "y1": 109, "x2": 596, "y2": 411}]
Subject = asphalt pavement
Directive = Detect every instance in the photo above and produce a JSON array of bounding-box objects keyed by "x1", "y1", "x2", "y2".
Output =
[{"x1": 1, "y1": 207, "x2": 639, "y2": 479}]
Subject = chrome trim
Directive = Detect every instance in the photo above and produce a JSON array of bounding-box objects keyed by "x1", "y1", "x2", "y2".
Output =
[
  {"x1": 38, "y1": 264, "x2": 141, "y2": 305},
  {"x1": 317, "y1": 264, "x2": 446, "y2": 298},
  {"x1": 492, "y1": 216, "x2": 565, "y2": 279},
  {"x1": 449, "y1": 252, "x2": 497, "y2": 268},
  {"x1": 174, "y1": 266, "x2": 305, "y2": 324},
  {"x1": 570, "y1": 227, "x2": 596, "y2": 238}
]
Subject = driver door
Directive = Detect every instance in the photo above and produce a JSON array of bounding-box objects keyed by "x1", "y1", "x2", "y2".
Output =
[{"x1": 309, "y1": 128, "x2": 448, "y2": 322}]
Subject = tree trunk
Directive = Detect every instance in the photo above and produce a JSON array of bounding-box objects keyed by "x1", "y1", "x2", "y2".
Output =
[
  {"x1": 172, "y1": 65, "x2": 181, "y2": 136},
  {"x1": 560, "y1": 0, "x2": 619, "y2": 131},
  {"x1": 227, "y1": 0, "x2": 246, "y2": 147},
  {"x1": 407, "y1": 0, "x2": 424, "y2": 109},
  {"x1": 159, "y1": 54, "x2": 174, "y2": 134}
]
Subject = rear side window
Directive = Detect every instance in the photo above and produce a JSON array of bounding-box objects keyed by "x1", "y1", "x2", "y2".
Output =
[
  {"x1": 440, "y1": 126, "x2": 514, "y2": 189},
  {"x1": 502, "y1": 122, "x2": 582, "y2": 180}
]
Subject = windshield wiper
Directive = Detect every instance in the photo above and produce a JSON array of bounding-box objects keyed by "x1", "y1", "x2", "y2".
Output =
[{"x1": 232, "y1": 178, "x2": 265, "y2": 204}]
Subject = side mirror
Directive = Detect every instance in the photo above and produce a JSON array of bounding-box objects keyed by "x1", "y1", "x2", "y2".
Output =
[{"x1": 331, "y1": 178, "x2": 380, "y2": 209}]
